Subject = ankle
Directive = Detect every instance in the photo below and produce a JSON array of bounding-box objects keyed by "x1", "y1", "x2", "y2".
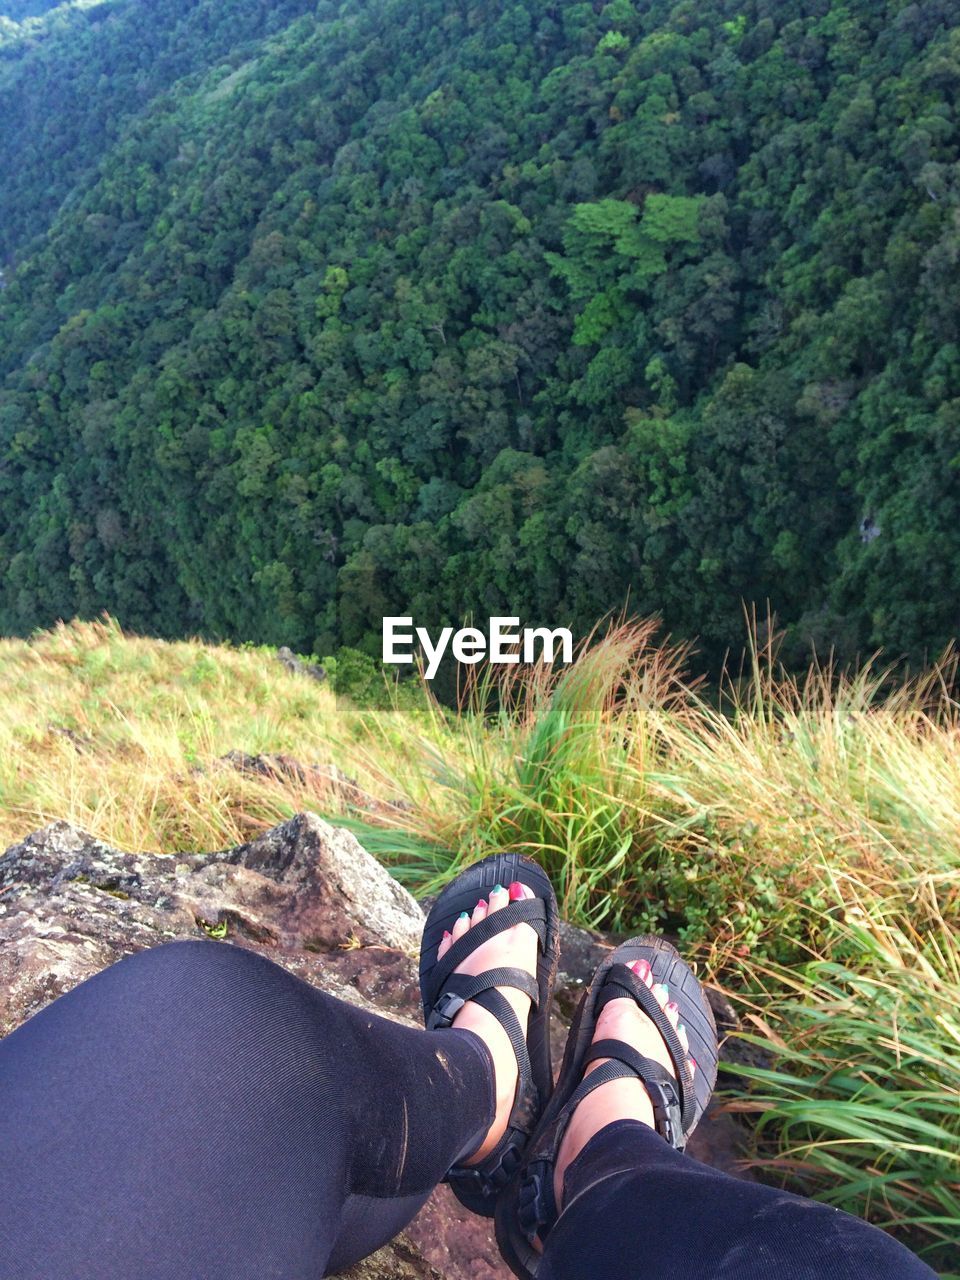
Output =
[
  {"x1": 454, "y1": 1005, "x2": 513, "y2": 1089},
  {"x1": 452, "y1": 1003, "x2": 524, "y2": 1164},
  {"x1": 553, "y1": 1075, "x2": 654, "y2": 1209}
]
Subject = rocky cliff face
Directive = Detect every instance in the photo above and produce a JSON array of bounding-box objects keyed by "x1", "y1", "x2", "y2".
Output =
[{"x1": 0, "y1": 812, "x2": 748, "y2": 1278}]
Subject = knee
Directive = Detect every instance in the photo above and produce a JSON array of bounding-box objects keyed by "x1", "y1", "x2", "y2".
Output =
[
  {"x1": 91, "y1": 939, "x2": 317, "y2": 1049},
  {"x1": 108, "y1": 937, "x2": 267, "y2": 1005}
]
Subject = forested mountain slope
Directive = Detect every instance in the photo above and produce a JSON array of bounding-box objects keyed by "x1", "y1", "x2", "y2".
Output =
[
  {"x1": 0, "y1": 0, "x2": 957, "y2": 669},
  {"x1": 0, "y1": 0, "x2": 318, "y2": 257}
]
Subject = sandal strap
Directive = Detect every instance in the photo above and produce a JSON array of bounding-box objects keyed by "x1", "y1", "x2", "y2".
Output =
[
  {"x1": 473, "y1": 987, "x2": 533, "y2": 1097},
  {"x1": 582, "y1": 1040, "x2": 687, "y2": 1149},
  {"x1": 426, "y1": 967, "x2": 539, "y2": 1031},
  {"x1": 430, "y1": 977, "x2": 537, "y2": 1130},
  {"x1": 595, "y1": 965, "x2": 695, "y2": 1131},
  {"x1": 430, "y1": 898, "x2": 547, "y2": 993},
  {"x1": 564, "y1": 1057, "x2": 634, "y2": 1112},
  {"x1": 584, "y1": 1037, "x2": 663, "y2": 1075},
  {"x1": 441, "y1": 981, "x2": 540, "y2": 1196}
]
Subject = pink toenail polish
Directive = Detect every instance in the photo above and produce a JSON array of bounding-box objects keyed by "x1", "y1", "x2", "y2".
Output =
[
  {"x1": 666, "y1": 1001, "x2": 679, "y2": 1015},
  {"x1": 477, "y1": 899, "x2": 487, "y2": 909},
  {"x1": 508, "y1": 881, "x2": 524, "y2": 900},
  {"x1": 634, "y1": 960, "x2": 651, "y2": 980},
  {"x1": 442, "y1": 930, "x2": 451, "y2": 940}
]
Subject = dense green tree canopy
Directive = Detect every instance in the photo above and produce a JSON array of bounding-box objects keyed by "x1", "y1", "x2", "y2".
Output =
[{"x1": 0, "y1": 0, "x2": 958, "y2": 672}]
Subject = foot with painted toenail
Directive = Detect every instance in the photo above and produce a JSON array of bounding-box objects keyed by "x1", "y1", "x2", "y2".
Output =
[
  {"x1": 436, "y1": 881, "x2": 540, "y2": 1165},
  {"x1": 550, "y1": 957, "x2": 696, "y2": 1213}
]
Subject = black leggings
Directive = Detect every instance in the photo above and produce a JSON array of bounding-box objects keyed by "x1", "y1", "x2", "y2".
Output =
[{"x1": 0, "y1": 941, "x2": 937, "y2": 1279}]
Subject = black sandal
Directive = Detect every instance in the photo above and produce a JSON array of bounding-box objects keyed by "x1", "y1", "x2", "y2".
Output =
[
  {"x1": 419, "y1": 851, "x2": 560, "y2": 1218},
  {"x1": 495, "y1": 935, "x2": 718, "y2": 1278}
]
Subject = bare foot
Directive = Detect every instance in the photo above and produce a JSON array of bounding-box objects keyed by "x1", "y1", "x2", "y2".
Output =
[
  {"x1": 552, "y1": 958, "x2": 695, "y2": 1209},
  {"x1": 436, "y1": 880, "x2": 540, "y2": 1164}
]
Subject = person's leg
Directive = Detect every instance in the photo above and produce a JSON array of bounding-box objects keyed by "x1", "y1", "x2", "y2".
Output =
[
  {"x1": 540, "y1": 1121, "x2": 938, "y2": 1279},
  {"x1": 0, "y1": 937, "x2": 498, "y2": 1278},
  {"x1": 537, "y1": 963, "x2": 937, "y2": 1280}
]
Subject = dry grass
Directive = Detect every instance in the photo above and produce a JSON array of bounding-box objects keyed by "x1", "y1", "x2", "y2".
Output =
[{"x1": 0, "y1": 613, "x2": 380, "y2": 852}]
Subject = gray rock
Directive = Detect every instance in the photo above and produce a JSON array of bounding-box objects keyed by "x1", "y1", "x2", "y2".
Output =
[
  {"x1": 0, "y1": 812, "x2": 425, "y2": 1034},
  {"x1": 277, "y1": 644, "x2": 327, "y2": 682}
]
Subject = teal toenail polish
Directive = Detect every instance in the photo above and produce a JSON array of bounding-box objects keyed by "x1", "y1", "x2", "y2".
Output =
[
  {"x1": 457, "y1": 911, "x2": 469, "y2": 920},
  {"x1": 493, "y1": 883, "x2": 504, "y2": 893},
  {"x1": 654, "y1": 983, "x2": 669, "y2": 1000}
]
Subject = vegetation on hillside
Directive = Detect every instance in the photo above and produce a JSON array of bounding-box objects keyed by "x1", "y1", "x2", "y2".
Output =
[
  {"x1": 1, "y1": 0, "x2": 958, "y2": 671},
  {"x1": 1, "y1": 615, "x2": 957, "y2": 1272}
]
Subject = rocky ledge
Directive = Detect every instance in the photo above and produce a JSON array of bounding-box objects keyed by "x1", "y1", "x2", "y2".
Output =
[{"x1": 0, "y1": 812, "x2": 749, "y2": 1278}]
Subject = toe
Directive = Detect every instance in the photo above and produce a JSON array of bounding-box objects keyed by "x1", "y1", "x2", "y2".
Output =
[
  {"x1": 631, "y1": 959, "x2": 654, "y2": 988},
  {"x1": 487, "y1": 882, "x2": 509, "y2": 914},
  {"x1": 451, "y1": 910, "x2": 471, "y2": 943},
  {"x1": 437, "y1": 928, "x2": 453, "y2": 960},
  {"x1": 664, "y1": 999, "x2": 680, "y2": 1027},
  {"x1": 678, "y1": 1025, "x2": 696, "y2": 1077},
  {"x1": 471, "y1": 898, "x2": 488, "y2": 925},
  {"x1": 652, "y1": 982, "x2": 669, "y2": 1009}
]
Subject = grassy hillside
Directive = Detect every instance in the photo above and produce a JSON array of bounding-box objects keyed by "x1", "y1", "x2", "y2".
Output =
[
  {"x1": 1, "y1": 1, "x2": 958, "y2": 671},
  {"x1": 1, "y1": 615, "x2": 957, "y2": 1272}
]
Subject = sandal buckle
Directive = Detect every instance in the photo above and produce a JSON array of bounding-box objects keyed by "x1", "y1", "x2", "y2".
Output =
[
  {"x1": 517, "y1": 1168, "x2": 547, "y2": 1242},
  {"x1": 487, "y1": 1140, "x2": 522, "y2": 1189},
  {"x1": 427, "y1": 990, "x2": 466, "y2": 1030},
  {"x1": 648, "y1": 1079, "x2": 685, "y2": 1151}
]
